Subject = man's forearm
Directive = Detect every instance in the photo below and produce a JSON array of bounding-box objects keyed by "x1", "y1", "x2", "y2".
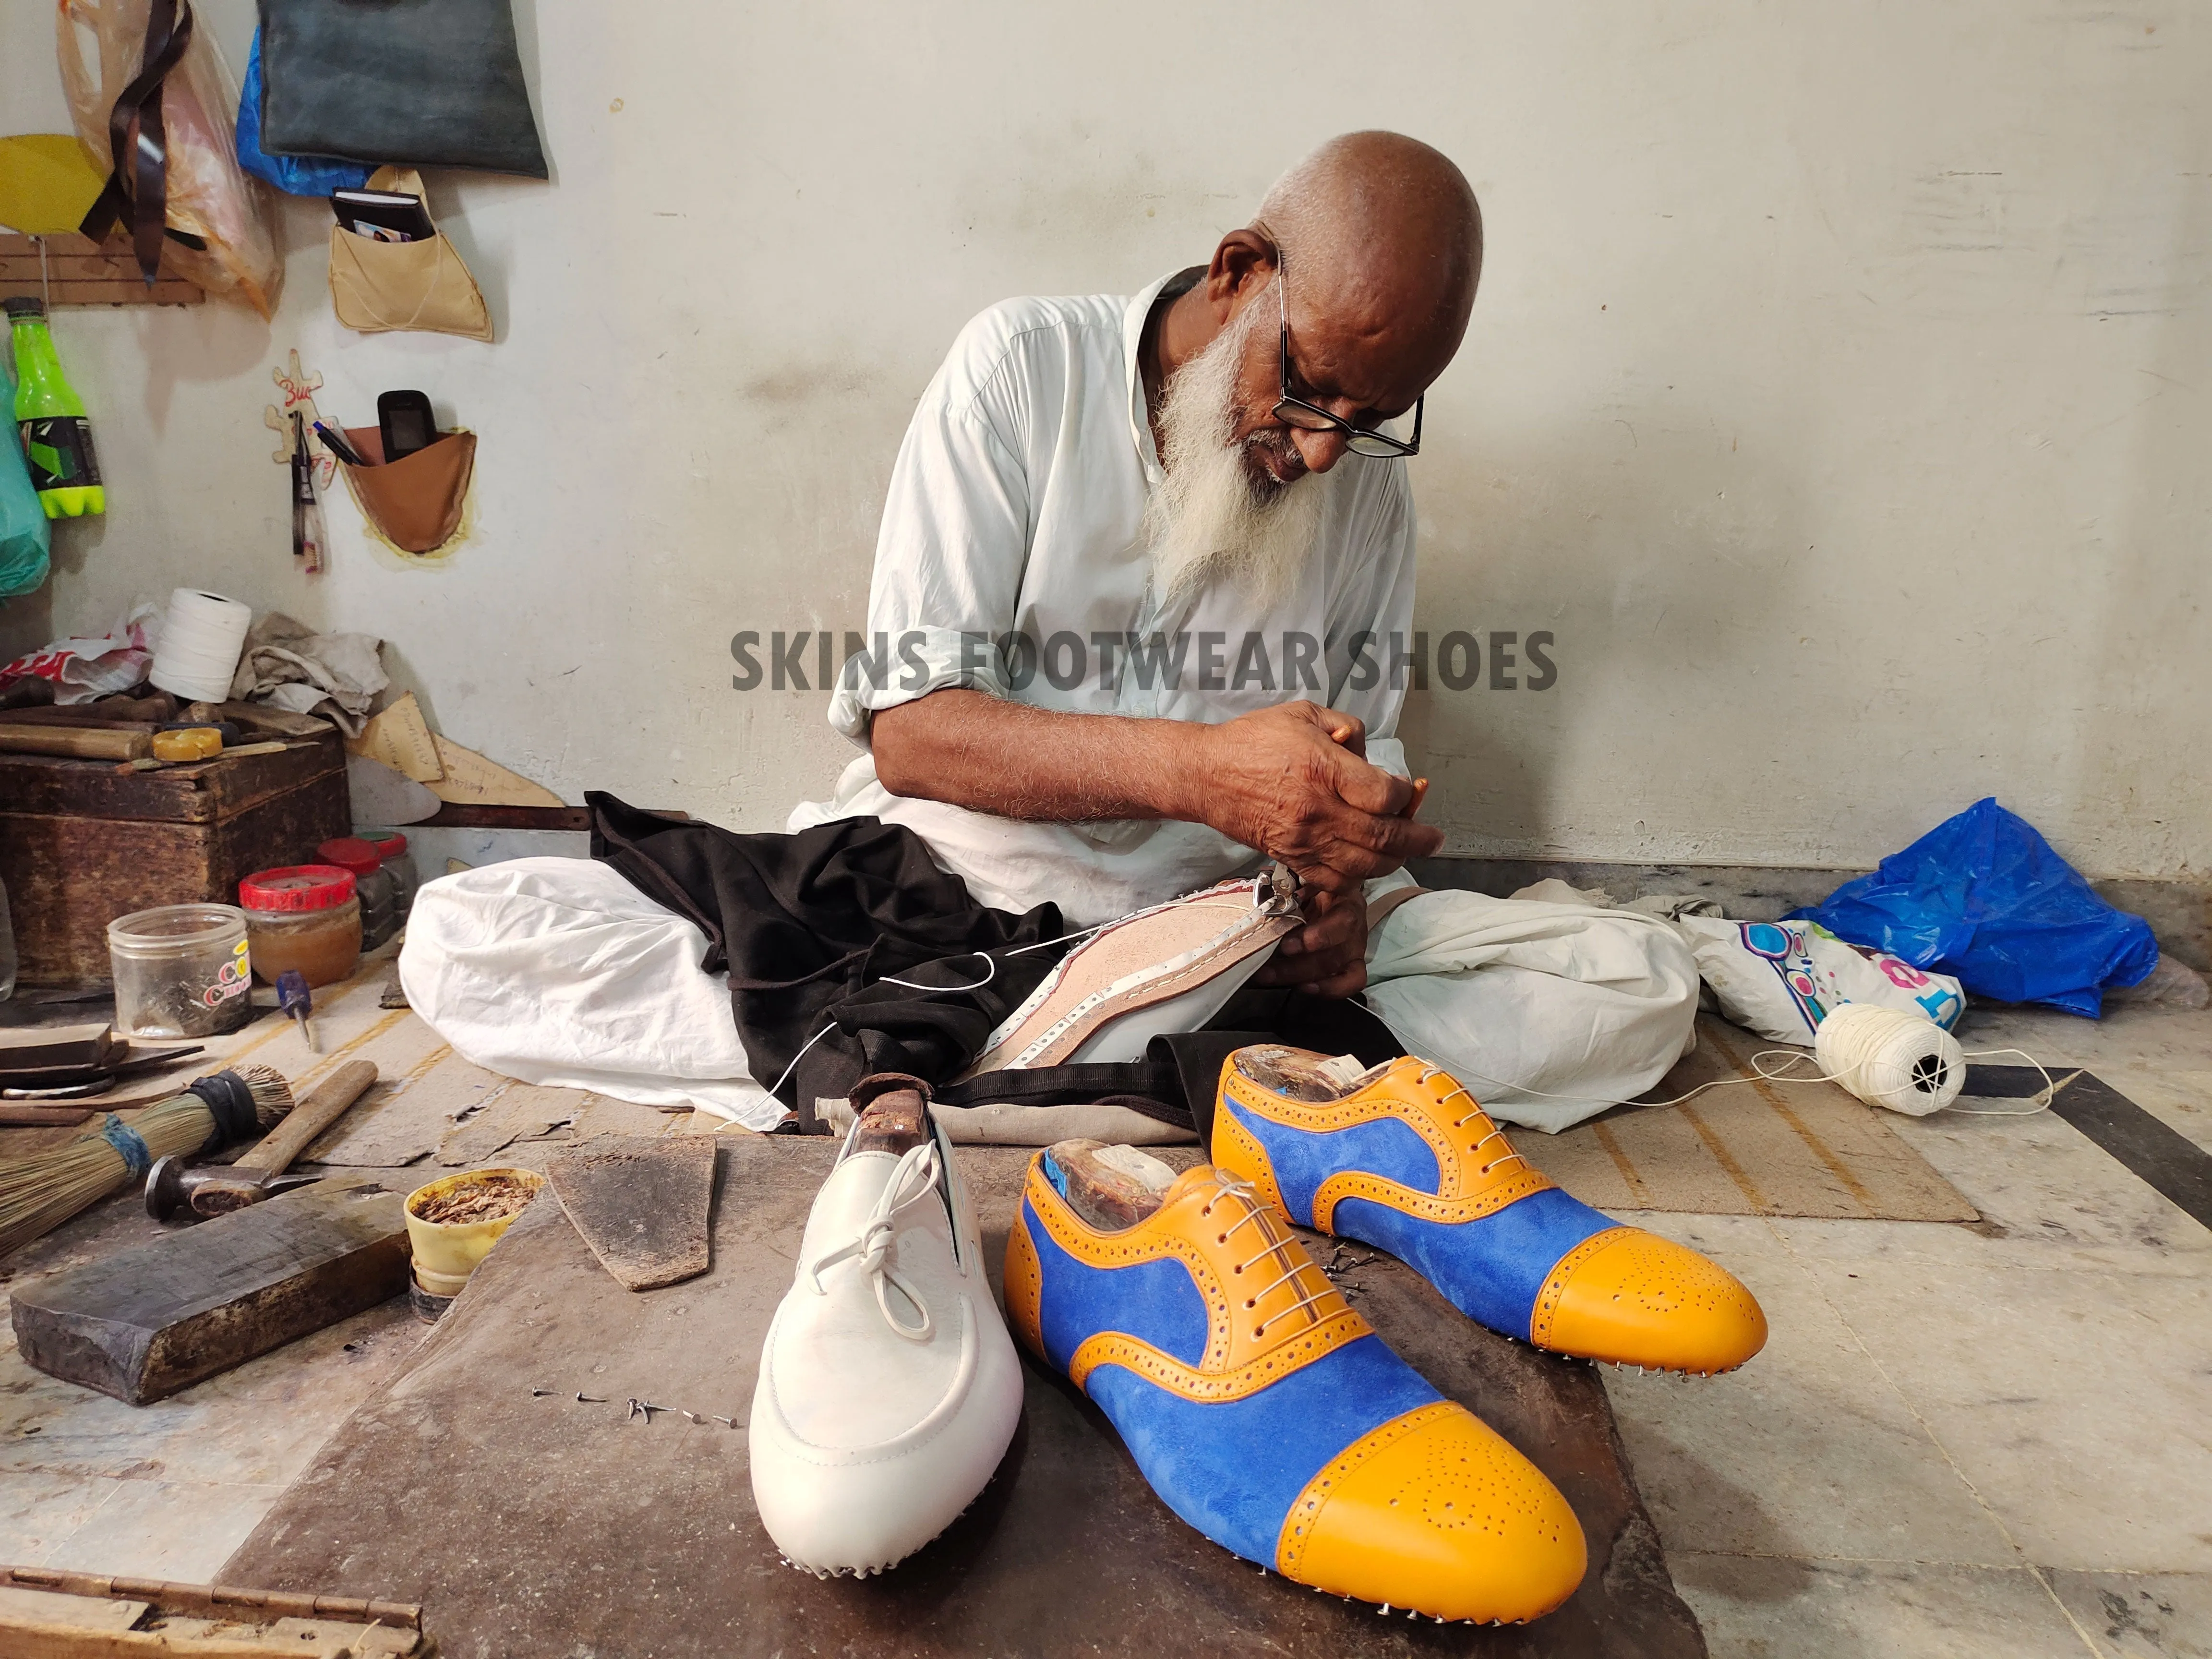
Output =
[{"x1": 873, "y1": 690, "x2": 1210, "y2": 824}]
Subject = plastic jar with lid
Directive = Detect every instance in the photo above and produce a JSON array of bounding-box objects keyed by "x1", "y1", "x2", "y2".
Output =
[
  {"x1": 318, "y1": 836, "x2": 399, "y2": 950},
  {"x1": 108, "y1": 902, "x2": 255, "y2": 1036},
  {"x1": 359, "y1": 829, "x2": 418, "y2": 917},
  {"x1": 239, "y1": 865, "x2": 362, "y2": 987}
]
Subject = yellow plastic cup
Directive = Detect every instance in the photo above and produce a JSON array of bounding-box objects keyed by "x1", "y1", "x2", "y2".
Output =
[{"x1": 404, "y1": 1168, "x2": 546, "y2": 1284}]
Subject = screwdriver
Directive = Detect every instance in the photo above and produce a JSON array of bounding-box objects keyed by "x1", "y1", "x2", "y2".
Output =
[{"x1": 276, "y1": 968, "x2": 321, "y2": 1053}]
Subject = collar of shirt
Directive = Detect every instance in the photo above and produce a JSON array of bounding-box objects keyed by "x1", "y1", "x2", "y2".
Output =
[{"x1": 1121, "y1": 271, "x2": 1177, "y2": 491}]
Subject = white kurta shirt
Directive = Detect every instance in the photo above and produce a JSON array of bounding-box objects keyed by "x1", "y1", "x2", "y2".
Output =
[{"x1": 788, "y1": 271, "x2": 1419, "y2": 926}]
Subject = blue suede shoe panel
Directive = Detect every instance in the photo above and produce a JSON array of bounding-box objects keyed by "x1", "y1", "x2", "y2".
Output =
[
  {"x1": 1334, "y1": 1187, "x2": 1619, "y2": 1339},
  {"x1": 1024, "y1": 1199, "x2": 1211, "y2": 1374},
  {"x1": 1223, "y1": 1097, "x2": 1440, "y2": 1224},
  {"x1": 1084, "y1": 1333, "x2": 1441, "y2": 1565}
]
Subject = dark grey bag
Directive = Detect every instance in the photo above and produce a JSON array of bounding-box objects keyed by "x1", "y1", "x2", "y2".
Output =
[{"x1": 256, "y1": 0, "x2": 547, "y2": 178}]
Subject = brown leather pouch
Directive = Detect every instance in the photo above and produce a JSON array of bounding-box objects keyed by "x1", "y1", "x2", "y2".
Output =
[
  {"x1": 335, "y1": 426, "x2": 475, "y2": 555},
  {"x1": 328, "y1": 167, "x2": 493, "y2": 341}
]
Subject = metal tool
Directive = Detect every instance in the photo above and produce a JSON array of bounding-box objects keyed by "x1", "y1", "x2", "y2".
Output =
[
  {"x1": 276, "y1": 969, "x2": 320, "y2": 1053},
  {"x1": 145, "y1": 1059, "x2": 378, "y2": 1221}
]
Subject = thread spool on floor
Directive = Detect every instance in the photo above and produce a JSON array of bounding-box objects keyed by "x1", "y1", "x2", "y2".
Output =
[{"x1": 1813, "y1": 1003, "x2": 1966, "y2": 1116}]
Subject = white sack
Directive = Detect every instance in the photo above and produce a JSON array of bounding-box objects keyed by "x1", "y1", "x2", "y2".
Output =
[
  {"x1": 1361, "y1": 881, "x2": 1701, "y2": 1134},
  {"x1": 398, "y1": 857, "x2": 781, "y2": 1128}
]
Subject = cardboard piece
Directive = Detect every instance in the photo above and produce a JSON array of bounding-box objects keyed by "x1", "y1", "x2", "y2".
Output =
[
  {"x1": 346, "y1": 692, "x2": 442, "y2": 783},
  {"x1": 427, "y1": 733, "x2": 563, "y2": 808}
]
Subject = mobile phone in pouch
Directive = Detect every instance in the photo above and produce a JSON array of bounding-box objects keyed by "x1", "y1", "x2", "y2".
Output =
[{"x1": 378, "y1": 391, "x2": 437, "y2": 462}]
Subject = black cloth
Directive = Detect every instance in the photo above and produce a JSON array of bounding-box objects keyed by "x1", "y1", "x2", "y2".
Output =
[
  {"x1": 588, "y1": 794, "x2": 1407, "y2": 1136},
  {"x1": 588, "y1": 794, "x2": 1069, "y2": 1129}
]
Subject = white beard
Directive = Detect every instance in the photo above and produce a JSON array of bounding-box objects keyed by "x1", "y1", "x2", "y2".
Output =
[{"x1": 1144, "y1": 304, "x2": 1330, "y2": 611}]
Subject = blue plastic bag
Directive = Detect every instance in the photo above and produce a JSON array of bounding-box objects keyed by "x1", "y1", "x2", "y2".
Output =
[
  {"x1": 234, "y1": 29, "x2": 372, "y2": 198},
  {"x1": 1791, "y1": 797, "x2": 2157, "y2": 1017},
  {"x1": 0, "y1": 354, "x2": 52, "y2": 600}
]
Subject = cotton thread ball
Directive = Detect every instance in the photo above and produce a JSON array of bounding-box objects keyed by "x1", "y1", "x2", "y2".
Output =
[{"x1": 1813, "y1": 1003, "x2": 1965, "y2": 1117}]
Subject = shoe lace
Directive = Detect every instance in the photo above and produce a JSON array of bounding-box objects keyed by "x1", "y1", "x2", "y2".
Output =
[
  {"x1": 806, "y1": 1140, "x2": 942, "y2": 1343},
  {"x1": 1200, "y1": 1173, "x2": 1342, "y2": 1341},
  {"x1": 1422, "y1": 1065, "x2": 1532, "y2": 1180}
]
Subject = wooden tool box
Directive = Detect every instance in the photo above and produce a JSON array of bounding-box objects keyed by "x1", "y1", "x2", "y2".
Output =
[{"x1": 0, "y1": 730, "x2": 349, "y2": 986}]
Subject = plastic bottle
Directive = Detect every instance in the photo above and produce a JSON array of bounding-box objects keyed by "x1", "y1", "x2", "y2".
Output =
[
  {"x1": 5, "y1": 296, "x2": 104, "y2": 519},
  {"x1": 0, "y1": 343, "x2": 51, "y2": 596}
]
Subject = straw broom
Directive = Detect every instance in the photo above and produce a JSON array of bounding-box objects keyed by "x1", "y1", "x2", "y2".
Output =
[{"x1": 0, "y1": 1066, "x2": 295, "y2": 1260}]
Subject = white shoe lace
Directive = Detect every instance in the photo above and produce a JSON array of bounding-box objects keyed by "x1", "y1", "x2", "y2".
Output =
[
  {"x1": 806, "y1": 1140, "x2": 943, "y2": 1343},
  {"x1": 1199, "y1": 1172, "x2": 1339, "y2": 1341}
]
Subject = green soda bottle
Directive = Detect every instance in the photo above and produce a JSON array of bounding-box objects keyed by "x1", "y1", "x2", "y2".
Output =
[{"x1": 4, "y1": 297, "x2": 104, "y2": 519}]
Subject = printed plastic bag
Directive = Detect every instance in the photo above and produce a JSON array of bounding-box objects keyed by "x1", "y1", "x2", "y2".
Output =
[
  {"x1": 1671, "y1": 914, "x2": 1965, "y2": 1045},
  {"x1": 0, "y1": 602, "x2": 160, "y2": 701},
  {"x1": 56, "y1": 0, "x2": 284, "y2": 318},
  {"x1": 233, "y1": 27, "x2": 368, "y2": 198},
  {"x1": 1791, "y1": 797, "x2": 2157, "y2": 1017},
  {"x1": 0, "y1": 359, "x2": 52, "y2": 600}
]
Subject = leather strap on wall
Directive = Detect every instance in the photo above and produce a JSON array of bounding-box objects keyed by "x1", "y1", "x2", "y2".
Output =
[{"x1": 77, "y1": 0, "x2": 204, "y2": 282}]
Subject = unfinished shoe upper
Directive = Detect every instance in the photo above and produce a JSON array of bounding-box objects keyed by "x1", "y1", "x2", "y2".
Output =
[
  {"x1": 1212, "y1": 1047, "x2": 1768, "y2": 1376},
  {"x1": 1004, "y1": 1142, "x2": 1587, "y2": 1623},
  {"x1": 749, "y1": 1092, "x2": 1023, "y2": 1576}
]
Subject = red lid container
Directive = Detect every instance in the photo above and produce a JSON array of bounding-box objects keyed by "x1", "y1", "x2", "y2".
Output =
[
  {"x1": 239, "y1": 865, "x2": 359, "y2": 912},
  {"x1": 316, "y1": 836, "x2": 383, "y2": 875},
  {"x1": 366, "y1": 831, "x2": 408, "y2": 859}
]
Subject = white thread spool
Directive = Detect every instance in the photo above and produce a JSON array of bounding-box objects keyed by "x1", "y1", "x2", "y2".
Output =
[
  {"x1": 1814, "y1": 1003, "x2": 1966, "y2": 1116},
  {"x1": 149, "y1": 589, "x2": 253, "y2": 703}
]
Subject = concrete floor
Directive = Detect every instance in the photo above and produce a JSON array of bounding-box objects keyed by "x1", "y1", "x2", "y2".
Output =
[
  {"x1": 2, "y1": 997, "x2": 2208, "y2": 1656},
  {"x1": 1610, "y1": 999, "x2": 2212, "y2": 1659}
]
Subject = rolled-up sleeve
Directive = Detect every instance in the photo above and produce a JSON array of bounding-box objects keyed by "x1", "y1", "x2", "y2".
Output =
[{"x1": 828, "y1": 350, "x2": 1033, "y2": 745}]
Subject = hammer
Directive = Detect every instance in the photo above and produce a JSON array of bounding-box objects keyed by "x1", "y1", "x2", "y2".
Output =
[{"x1": 146, "y1": 1059, "x2": 379, "y2": 1221}]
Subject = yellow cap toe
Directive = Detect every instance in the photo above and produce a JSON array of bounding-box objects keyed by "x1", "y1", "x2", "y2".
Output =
[
  {"x1": 1535, "y1": 1228, "x2": 1767, "y2": 1374},
  {"x1": 1275, "y1": 1401, "x2": 1587, "y2": 1623}
]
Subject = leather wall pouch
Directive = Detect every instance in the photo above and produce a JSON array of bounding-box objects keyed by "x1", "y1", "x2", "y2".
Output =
[
  {"x1": 328, "y1": 168, "x2": 492, "y2": 341},
  {"x1": 336, "y1": 426, "x2": 475, "y2": 556}
]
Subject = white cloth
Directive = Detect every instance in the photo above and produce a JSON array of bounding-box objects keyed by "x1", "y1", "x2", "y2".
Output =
[
  {"x1": 398, "y1": 858, "x2": 781, "y2": 1129},
  {"x1": 1362, "y1": 875, "x2": 1702, "y2": 1134},
  {"x1": 788, "y1": 272, "x2": 1419, "y2": 926}
]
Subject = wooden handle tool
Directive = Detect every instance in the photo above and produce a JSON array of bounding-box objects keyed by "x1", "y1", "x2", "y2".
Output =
[
  {"x1": 238, "y1": 1060, "x2": 378, "y2": 1175},
  {"x1": 0, "y1": 722, "x2": 152, "y2": 760}
]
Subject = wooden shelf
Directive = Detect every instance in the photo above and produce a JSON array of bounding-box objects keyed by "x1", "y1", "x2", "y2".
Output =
[{"x1": 0, "y1": 231, "x2": 203, "y2": 307}]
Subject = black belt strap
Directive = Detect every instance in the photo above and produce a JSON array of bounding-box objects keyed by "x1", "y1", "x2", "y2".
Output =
[{"x1": 77, "y1": 0, "x2": 204, "y2": 282}]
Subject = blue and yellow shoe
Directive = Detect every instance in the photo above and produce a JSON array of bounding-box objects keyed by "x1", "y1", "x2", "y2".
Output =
[
  {"x1": 1212, "y1": 1047, "x2": 1767, "y2": 1376},
  {"x1": 1006, "y1": 1140, "x2": 1587, "y2": 1624}
]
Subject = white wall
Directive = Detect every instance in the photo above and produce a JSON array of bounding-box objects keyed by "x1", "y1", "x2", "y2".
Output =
[{"x1": 5, "y1": 2, "x2": 2206, "y2": 879}]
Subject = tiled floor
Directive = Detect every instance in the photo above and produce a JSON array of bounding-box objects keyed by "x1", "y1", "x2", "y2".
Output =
[
  {"x1": 1607, "y1": 999, "x2": 2212, "y2": 1658},
  {"x1": 4, "y1": 993, "x2": 2208, "y2": 1657}
]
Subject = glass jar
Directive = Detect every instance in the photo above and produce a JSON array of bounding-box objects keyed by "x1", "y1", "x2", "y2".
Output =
[
  {"x1": 240, "y1": 865, "x2": 362, "y2": 987},
  {"x1": 361, "y1": 829, "x2": 418, "y2": 917},
  {"x1": 318, "y1": 836, "x2": 399, "y2": 950},
  {"x1": 107, "y1": 902, "x2": 254, "y2": 1037}
]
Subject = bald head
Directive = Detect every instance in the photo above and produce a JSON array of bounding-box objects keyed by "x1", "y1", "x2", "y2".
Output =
[
  {"x1": 1143, "y1": 131, "x2": 1483, "y2": 496},
  {"x1": 1254, "y1": 131, "x2": 1484, "y2": 352}
]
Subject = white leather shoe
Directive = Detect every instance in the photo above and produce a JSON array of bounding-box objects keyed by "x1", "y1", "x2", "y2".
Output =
[{"x1": 749, "y1": 1103, "x2": 1024, "y2": 1576}]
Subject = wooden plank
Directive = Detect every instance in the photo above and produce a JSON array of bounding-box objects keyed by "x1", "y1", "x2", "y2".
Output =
[
  {"x1": 548, "y1": 1135, "x2": 714, "y2": 1290},
  {"x1": 8, "y1": 1176, "x2": 409, "y2": 1405},
  {"x1": 0, "y1": 1566, "x2": 419, "y2": 1632},
  {"x1": 221, "y1": 1141, "x2": 1705, "y2": 1659},
  {"x1": 0, "y1": 232, "x2": 204, "y2": 307},
  {"x1": 0, "y1": 1585, "x2": 148, "y2": 1631}
]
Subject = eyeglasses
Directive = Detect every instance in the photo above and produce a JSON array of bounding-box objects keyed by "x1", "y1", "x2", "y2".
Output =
[{"x1": 1271, "y1": 258, "x2": 1423, "y2": 459}]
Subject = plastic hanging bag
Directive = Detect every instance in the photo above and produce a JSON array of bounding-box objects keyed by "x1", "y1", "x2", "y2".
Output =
[
  {"x1": 56, "y1": 0, "x2": 284, "y2": 319},
  {"x1": 0, "y1": 358, "x2": 53, "y2": 600},
  {"x1": 232, "y1": 26, "x2": 367, "y2": 198},
  {"x1": 1790, "y1": 796, "x2": 2157, "y2": 1017}
]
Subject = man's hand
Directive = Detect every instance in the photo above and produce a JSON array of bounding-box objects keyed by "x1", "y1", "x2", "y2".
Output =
[
  {"x1": 1251, "y1": 885, "x2": 1370, "y2": 997},
  {"x1": 1189, "y1": 702, "x2": 1443, "y2": 899}
]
